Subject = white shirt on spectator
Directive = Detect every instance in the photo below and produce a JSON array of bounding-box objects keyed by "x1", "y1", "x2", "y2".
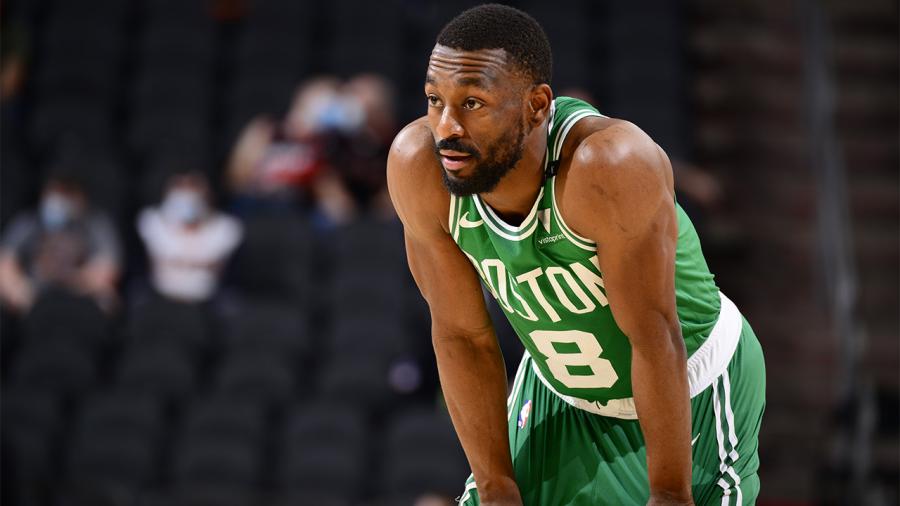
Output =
[{"x1": 138, "y1": 208, "x2": 243, "y2": 302}]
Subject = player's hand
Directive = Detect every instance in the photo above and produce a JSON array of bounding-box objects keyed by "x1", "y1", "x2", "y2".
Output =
[{"x1": 478, "y1": 477, "x2": 523, "y2": 506}]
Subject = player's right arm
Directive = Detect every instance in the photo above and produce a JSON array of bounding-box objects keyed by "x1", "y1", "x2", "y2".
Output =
[{"x1": 387, "y1": 120, "x2": 522, "y2": 506}]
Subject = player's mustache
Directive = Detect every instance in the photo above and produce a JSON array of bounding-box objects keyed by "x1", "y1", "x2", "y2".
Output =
[{"x1": 434, "y1": 139, "x2": 481, "y2": 160}]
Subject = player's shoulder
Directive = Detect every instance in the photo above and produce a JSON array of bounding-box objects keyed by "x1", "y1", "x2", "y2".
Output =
[
  {"x1": 564, "y1": 115, "x2": 667, "y2": 191},
  {"x1": 386, "y1": 116, "x2": 451, "y2": 234},
  {"x1": 557, "y1": 114, "x2": 675, "y2": 239}
]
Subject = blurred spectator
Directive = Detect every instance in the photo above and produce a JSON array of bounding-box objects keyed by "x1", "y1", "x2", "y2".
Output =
[
  {"x1": 137, "y1": 170, "x2": 243, "y2": 303},
  {"x1": 226, "y1": 76, "x2": 339, "y2": 215},
  {"x1": 326, "y1": 73, "x2": 397, "y2": 221},
  {"x1": 0, "y1": 4, "x2": 28, "y2": 104},
  {"x1": 0, "y1": 167, "x2": 121, "y2": 314},
  {"x1": 227, "y1": 74, "x2": 397, "y2": 225}
]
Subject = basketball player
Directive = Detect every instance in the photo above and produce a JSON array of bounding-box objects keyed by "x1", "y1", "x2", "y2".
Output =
[{"x1": 387, "y1": 4, "x2": 765, "y2": 505}]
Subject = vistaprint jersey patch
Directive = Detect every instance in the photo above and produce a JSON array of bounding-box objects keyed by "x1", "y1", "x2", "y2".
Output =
[{"x1": 517, "y1": 399, "x2": 533, "y2": 429}]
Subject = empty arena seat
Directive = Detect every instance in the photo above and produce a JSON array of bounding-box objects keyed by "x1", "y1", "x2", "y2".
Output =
[
  {"x1": 317, "y1": 355, "x2": 394, "y2": 411},
  {"x1": 11, "y1": 340, "x2": 97, "y2": 396},
  {"x1": 74, "y1": 391, "x2": 165, "y2": 440},
  {"x1": 270, "y1": 492, "x2": 352, "y2": 506},
  {"x1": 138, "y1": 23, "x2": 216, "y2": 66},
  {"x1": 140, "y1": 0, "x2": 212, "y2": 29},
  {"x1": 181, "y1": 396, "x2": 267, "y2": 446},
  {"x1": 1, "y1": 387, "x2": 63, "y2": 472},
  {"x1": 221, "y1": 300, "x2": 310, "y2": 357},
  {"x1": 23, "y1": 288, "x2": 109, "y2": 348},
  {"x1": 29, "y1": 98, "x2": 114, "y2": 151},
  {"x1": 382, "y1": 407, "x2": 468, "y2": 497},
  {"x1": 172, "y1": 436, "x2": 261, "y2": 489},
  {"x1": 230, "y1": 214, "x2": 311, "y2": 301},
  {"x1": 278, "y1": 401, "x2": 368, "y2": 496},
  {"x1": 64, "y1": 430, "x2": 159, "y2": 491},
  {"x1": 116, "y1": 343, "x2": 197, "y2": 400},
  {"x1": 329, "y1": 315, "x2": 412, "y2": 359},
  {"x1": 126, "y1": 296, "x2": 213, "y2": 355},
  {"x1": 214, "y1": 350, "x2": 298, "y2": 404}
]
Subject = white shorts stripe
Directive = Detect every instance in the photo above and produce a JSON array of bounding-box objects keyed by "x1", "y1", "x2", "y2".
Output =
[
  {"x1": 713, "y1": 377, "x2": 737, "y2": 505},
  {"x1": 458, "y1": 477, "x2": 477, "y2": 505},
  {"x1": 507, "y1": 352, "x2": 530, "y2": 420},
  {"x1": 722, "y1": 370, "x2": 743, "y2": 503}
]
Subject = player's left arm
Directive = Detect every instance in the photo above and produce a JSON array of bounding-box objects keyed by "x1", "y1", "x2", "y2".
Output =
[{"x1": 568, "y1": 122, "x2": 694, "y2": 505}]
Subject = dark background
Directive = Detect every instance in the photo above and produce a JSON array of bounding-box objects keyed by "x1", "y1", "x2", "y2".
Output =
[{"x1": 0, "y1": 0, "x2": 897, "y2": 505}]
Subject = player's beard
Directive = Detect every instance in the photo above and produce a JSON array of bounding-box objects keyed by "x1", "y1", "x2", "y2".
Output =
[{"x1": 437, "y1": 119, "x2": 526, "y2": 197}]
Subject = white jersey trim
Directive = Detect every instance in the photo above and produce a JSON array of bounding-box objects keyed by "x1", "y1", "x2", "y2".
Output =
[
  {"x1": 472, "y1": 189, "x2": 543, "y2": 241},
  {"x1": 531, "y1": 291, "x2": 742, "y2": 419}
]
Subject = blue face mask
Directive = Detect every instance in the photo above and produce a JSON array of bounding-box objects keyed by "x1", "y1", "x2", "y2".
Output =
[
  {"x1": 40, "y1": 194, "x2": 75, "y2": 230},
  {"x1": 161, "y1": 189, "x2": 207, "y2": 225},
  {"x1": 316, "y1": 96, "x2": 365, "y2": 134}
]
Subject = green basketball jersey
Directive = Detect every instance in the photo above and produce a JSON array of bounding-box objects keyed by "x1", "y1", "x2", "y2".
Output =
[{"x1": 449, "y1": 97, "x2": 721, "y2": 404}]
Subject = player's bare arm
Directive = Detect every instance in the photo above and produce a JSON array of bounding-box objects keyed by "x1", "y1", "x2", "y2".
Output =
[
  {"x1": 386, "y1": 121, "x2": 522, "y2": 505},
  {"x1": 562, "y1": 120, "x2": 694, "y2": 505}
]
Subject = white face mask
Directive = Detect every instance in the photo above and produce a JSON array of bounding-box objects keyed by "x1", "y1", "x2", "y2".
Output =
[
  {"x1": 40, "y1": 193, "x2": 75, "y2": 230},
  {"x1": 161, "y1": 189, "x2": 207, "y2": 225}
]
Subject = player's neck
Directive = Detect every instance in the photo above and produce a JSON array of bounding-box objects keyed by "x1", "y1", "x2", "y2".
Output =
[{"x1": 479, "y1": 123, "x2": 548, "y2": 225}]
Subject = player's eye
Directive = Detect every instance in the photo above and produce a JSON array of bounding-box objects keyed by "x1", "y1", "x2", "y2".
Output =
[
  {"x1": 463, "y1": 98, "x2": 483, "y2": 110},
  {"x1": 427, "y1": 95, "x2": 443, "y2": 108}
]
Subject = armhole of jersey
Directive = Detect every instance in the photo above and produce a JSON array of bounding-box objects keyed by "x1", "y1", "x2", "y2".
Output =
[
  {"x1": 548, "y1": 106, "x2": 603, "y2": 251},
  {"x1": 551, "y1": 110, "x2": 604, "y2": 162},
  {"x1": 448, "y1": 193, "x2": 457, "y2": 239},
  {"x1": 449, "y1": 193, "x2": 463, "y2": 242},
  {"x1": 550, "y1": 176, "x2": 596, "y2": 251}
]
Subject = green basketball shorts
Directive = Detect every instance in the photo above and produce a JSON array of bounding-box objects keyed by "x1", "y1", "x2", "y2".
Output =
[{"x1": 458, "y1": 317, "x2": 766, "y2": 506}]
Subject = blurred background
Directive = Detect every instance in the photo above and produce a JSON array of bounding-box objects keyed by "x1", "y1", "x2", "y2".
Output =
[{"x1": 0, "y1": 0, "x2": 896, "y2": 505}]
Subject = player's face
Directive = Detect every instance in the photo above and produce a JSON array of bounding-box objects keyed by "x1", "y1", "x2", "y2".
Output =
[{"x1": 425, "y1": 45, "x2": 530, "y2": 196}]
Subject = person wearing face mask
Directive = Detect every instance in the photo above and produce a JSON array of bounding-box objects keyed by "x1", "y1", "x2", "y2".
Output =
[
  {"x1": 137, "y1": 170, "x2": 243, "y2": 304},
  {"x1": 0, "y1": 167, "x2": 122, "y2": 314}
]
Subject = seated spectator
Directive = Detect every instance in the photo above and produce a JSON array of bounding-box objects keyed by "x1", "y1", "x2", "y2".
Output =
[
  {"x1": 226, "y1": 74, "x2": 398, "y2": 225},
  {"x1": 137, "y1": 170, "x2": 243, "y2": 304},
  {"x1": 0, "y1": 166, "x2": 121, "y2": 314},
  {"x1": 226, "y1": 76, "x2": 340, "y2": 216}
]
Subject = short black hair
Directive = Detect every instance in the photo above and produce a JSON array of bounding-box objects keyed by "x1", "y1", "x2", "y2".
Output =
[{"x1": 436, "y1": 3, "x2": 552, "y2": 86}]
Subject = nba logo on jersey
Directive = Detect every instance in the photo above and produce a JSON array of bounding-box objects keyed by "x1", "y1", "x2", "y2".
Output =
[{"x1": 517, "y1": 400, "x2": 533, "y2": 429}]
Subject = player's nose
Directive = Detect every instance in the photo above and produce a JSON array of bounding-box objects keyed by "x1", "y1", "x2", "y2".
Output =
[{"x1": 435, "y1": 106, "x2": 465, "y2": 139}]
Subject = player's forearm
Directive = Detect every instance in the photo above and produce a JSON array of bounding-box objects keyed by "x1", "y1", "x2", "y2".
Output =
[
  {"x1": 432, "y1": 328, "x2": 520, "y2": 501},
  {"x1": 631, "y1": 327, "x2": 693, "y2": 503}
]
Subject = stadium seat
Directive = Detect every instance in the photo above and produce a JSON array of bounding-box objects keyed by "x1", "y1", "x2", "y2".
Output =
[
  {"x1": 74, "y1": 391, "x2": 165, "y2": 440},
  {"x1": 116, "y1": 343, "x2": 197, "y2": 400},
  {"x1": 278, "y1": 401, "x2": 368, "y2": 496},
  {"x1": 64, "y1": 430, "x2": 158, "y2": 492},
  {"x1": 328, "y1": 271, "x2": 411, "y2": 320},
  {"x1": 10, "y1": 340, "x2": 97, "y2": 396},
  {"x1": 214, "y1": 350, "x2": 299, "y2": 405},
  {"x1": 23, "y1": 288, "x2": 109, "y2": 349},
  {"x1": 1, "y1": 388, "x2": 64, "y2": 504},
  {"x1": 126, "y1": 296, "x2": 213, "y2": 356},
  {"x1": 317, "y1": 355, "x2": 394, "y2": 411},
  {"x1": 181, "y1": 396, "x2": 267, "y2": 446},
  {"x1": 29, "y1": 99, "x2": 113, "y2": 151},
  {"x1": 329, "y1": 314, "x2": 412, "y2": 359},
  {"x1": 139, "y1": 0, "x2": 212, "y2": 30},
  {"x1": 138, "y1": 23, "x2": 216, "y2": 66},
  {"x1": 221, "y1": 300, "x2": 310, "y2": 357},
  {"x1": 230, "y1": 214, "x2": 311, "y2": 302},
  {"x1": 131, "y1": 71, "x2": 212, "y2": 113},
  {"x1": 381, "y1": 408, "x2": 468, "y2": 497},
  {"x1": 172, "y1": 436, "x2": 261, "y2": 490},
  {"x1": 269, "y1": 492, "x2": 352, "y2": 506}
]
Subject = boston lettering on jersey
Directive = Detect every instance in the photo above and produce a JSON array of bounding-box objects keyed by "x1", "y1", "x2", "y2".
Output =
[{"x1": 449, "y1": 97, "x2": 722, "y2": 403}]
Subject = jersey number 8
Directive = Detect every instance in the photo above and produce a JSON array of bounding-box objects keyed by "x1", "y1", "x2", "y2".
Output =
[{"x1": 529, "y1": 330, "x2": 619, "y2": 389}]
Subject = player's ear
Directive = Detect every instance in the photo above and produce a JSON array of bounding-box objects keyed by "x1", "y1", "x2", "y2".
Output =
[{"x1": 527, "y1": 84, "x2": 553, "y2": 127}]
